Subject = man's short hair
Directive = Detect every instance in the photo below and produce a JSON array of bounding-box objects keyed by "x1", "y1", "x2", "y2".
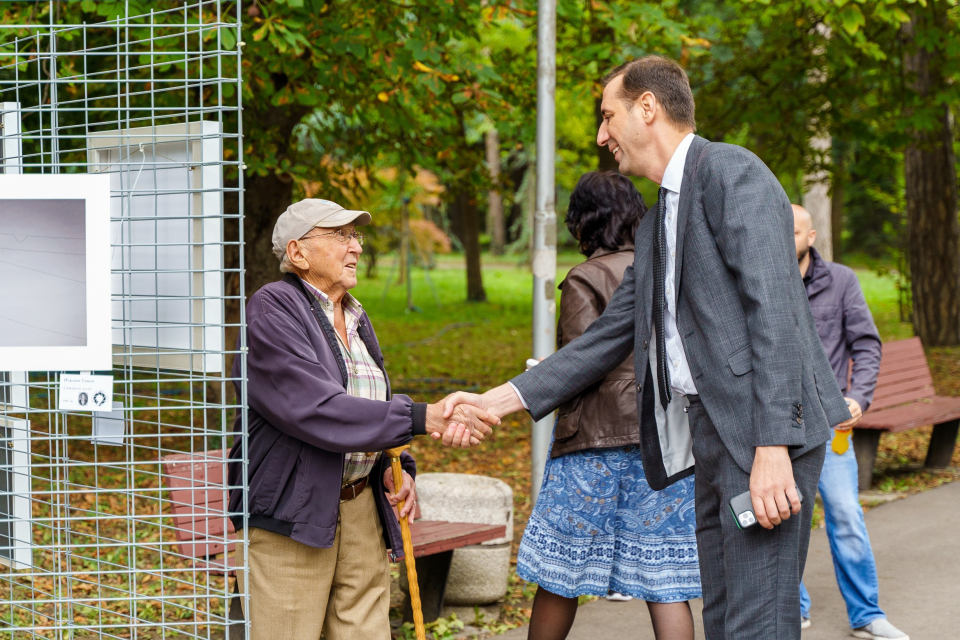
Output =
[{"x1": 602, "y1": 56, "x2": 696, "y2": 131}]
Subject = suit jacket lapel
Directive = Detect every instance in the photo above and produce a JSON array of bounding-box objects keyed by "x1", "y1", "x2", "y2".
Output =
[
  {"x1": 674, "y1": 135, "x2": 709, "y2": 297},
  {"x1": 634, "y1": 205, "x2": 656, "y2": 336}
]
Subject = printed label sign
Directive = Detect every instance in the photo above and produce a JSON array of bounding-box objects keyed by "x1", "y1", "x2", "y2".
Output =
[{"x1": 59, "y1": 374, "x2": 114, "y2": 412}]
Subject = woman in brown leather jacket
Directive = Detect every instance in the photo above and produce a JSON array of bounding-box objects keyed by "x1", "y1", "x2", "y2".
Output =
[{"x1": 516, "y1": 172, "x2": 701, "y2": 640}]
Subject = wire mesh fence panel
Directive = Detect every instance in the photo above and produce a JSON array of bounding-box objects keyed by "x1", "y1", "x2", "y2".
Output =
[{"x1": 0, "y1": 2, "x2": 245, "y2": 638}]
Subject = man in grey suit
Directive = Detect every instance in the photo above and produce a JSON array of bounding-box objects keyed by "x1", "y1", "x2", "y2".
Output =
[{"x1": 443, "y1": 56, "x2": 851, "y2": 639}]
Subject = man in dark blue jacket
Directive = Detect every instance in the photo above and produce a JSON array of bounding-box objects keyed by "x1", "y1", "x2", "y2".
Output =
[{"x1": 793, "y1": 205, "x2": 908, "y2": 640}]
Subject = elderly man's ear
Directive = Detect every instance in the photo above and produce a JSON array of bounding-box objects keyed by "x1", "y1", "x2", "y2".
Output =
[{"x1": 286, "y1": 239, "x2": 310, "y2": 270}]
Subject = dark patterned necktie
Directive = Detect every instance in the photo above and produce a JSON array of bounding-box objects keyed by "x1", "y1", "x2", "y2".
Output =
[{"x1": 653, "y1": 187, "x2": 672, "y2": 410}]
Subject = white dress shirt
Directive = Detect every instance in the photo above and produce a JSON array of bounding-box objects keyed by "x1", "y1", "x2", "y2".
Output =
[
  {"x1": 510, "y1": 133, "x2": 698, "y2": 411},
  {"x1": 657, "y1": 132, "x2": 698, "y2": 396}
]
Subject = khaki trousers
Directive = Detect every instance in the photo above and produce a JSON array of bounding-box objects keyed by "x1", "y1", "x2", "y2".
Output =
[{"x1": 238, "y1": 485, "x2": 391, "y2": 640}]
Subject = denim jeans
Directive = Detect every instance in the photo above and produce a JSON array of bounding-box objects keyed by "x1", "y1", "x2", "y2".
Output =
[{"x1": 800, "y1": 431, "x2": 885, "y2": 628}]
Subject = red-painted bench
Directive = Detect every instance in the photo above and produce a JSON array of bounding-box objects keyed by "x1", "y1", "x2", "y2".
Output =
[
  {"x1": 161, "y1": 450, "x2": 506, "y2": 626},
  {"x1": 853, "y1": 337, "x2": 960, "y2": 490}
]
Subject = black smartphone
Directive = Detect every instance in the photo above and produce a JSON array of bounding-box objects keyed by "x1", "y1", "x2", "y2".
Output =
[{"x1": 729, "y1": 486, "x2": 804, "y2": 530}]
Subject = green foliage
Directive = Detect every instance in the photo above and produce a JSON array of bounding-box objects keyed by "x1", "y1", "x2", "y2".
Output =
[{"x1": 3, "y1": 0, "x2": 957, "y2": 296}]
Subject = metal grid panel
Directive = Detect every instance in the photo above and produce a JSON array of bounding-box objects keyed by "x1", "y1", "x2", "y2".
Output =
[{"x1": 0, "y1": 2, "x2": 245, "y2": 637}]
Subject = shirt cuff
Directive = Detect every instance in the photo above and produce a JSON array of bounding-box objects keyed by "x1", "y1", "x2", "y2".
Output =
[
  {"x1": 411, "y1": 402, "x2": 428, "y2": 436},
  {"x1": 507, "y1": 381, "x2": 530, "y2": 411}
]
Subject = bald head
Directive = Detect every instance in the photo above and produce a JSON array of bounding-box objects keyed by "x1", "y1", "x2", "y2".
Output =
[
  {"x1": 793, "y1": 204, "x2": 813, "y2": 232},
  {"x1": 793, "y1": 204, "x2": 816, "y2": 269}
]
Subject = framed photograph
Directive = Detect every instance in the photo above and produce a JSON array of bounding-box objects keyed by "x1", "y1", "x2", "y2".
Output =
[
  {"x1": 0, "y1": 175, "x2": 112, "y2": 371},
  {"x1": 87, "y1": 122, "x2": 224, "y2": 373}
]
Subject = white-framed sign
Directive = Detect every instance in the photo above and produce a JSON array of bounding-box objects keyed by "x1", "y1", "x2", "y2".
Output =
[
  {"x1": 0, "y1": 175, "x2": 112, "y2": 371},
  {"x1": 87, "y1": 122, "x2": 224, "y2": 372}
]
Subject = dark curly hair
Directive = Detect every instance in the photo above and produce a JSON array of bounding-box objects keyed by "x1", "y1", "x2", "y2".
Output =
[{"x1": 565, "y1": 171, "x2": 647, "y2": 257}]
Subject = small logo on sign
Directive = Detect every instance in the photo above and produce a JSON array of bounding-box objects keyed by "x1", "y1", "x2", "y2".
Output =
[{"x1": 94, "y1": 391, "x2": 107, "y2": 407}]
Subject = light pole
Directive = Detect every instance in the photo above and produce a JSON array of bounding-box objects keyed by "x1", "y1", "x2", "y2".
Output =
[{"x1": 531, "y1": 0, "x2": 557, "y2": 501}]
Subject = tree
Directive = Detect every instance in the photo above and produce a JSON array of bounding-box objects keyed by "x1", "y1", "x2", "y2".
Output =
[
  {"x1": 901, "y1": 1, "x2": 960, "y2": 346},
  {"x1": 242, "y1": 0, "x2": 497, "y2": 304}
]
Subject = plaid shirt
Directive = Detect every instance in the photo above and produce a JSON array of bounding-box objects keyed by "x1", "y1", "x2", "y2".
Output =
[{"x1": 301, "y1": 279, "x2": 386, "y2": 485}]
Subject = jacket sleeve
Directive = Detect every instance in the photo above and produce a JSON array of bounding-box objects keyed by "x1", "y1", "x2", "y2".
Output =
[
  {"x1": 400, "y1": 450, "x2": 417, "y2": 479},
  {"x1": 558, "y1": 268, "x2": 603, "y2": 347},
  {"x1": 700, "y1": 148, "x2": 805, "y2": 448},
  {"x1": 245, "y1": 308, "x2": 423, "y2": 454},
  {"x1": 511, "y1": 262, "x2": 637, "y2": 421},
  {"x1": 841, "y1": 271, "x2": 882, "y2": 412}
]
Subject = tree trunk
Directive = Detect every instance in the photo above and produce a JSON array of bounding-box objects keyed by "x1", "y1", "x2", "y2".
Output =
[
  {"x1": 220, "y1": 171, "x2": 295, "y2": 379},
  {"x1": 802, "y1": 134, "x2": 833, "y2": 261},
  {"x1": 590, "y1": 11, "x2": 618, "y2": 173},
  {"x1": 243, "y1": 171, "x2": 296, "y2": 299},
  {"x1": 452, "y1": 190, "x2": 486, "y2": 302},
  {"x1": 486, "y1": 128, "x2": 506, "y2": 255},
  {"x1": 594, "y1": 96, "x2": 619, "y2": 172},
  {"x1": 398, "y1": 201, "x2": 409, "y2": 286},
  {"x1": 903, "y1": 7, "x2": 960, "y2": 347},
  {"x1": 830, "y1": 147, "x2": 845, "y2": 265}
]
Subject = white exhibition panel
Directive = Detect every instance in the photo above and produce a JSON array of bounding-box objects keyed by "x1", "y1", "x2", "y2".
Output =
[
  {"x1": 0, "y1": 175, "x2": 112, "y2": 371},
  {"x1": 87, "y1": 122, "x2": 224, "y2": 372},
  {"x1": 0, "y1": 416, "x2": 32, "y2": 570},
  {"x1": 0, "y1": 107, "x2": 33, "y2": 570},
  {"x1": 1, "y1": 102, "x2": 22, "y2": 175}
]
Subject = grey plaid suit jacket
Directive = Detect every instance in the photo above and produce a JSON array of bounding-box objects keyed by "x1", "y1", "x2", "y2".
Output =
[{"x1": 511, "y1": 136, "x2": 851, "y2": 490}]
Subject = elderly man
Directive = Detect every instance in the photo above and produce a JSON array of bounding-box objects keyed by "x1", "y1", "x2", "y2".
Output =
[
  {"x1": 228, "y1": 199, "x2": 498, "y2": 640},
  {"x1": 793, "y1": 205, "x2": 907, "y2": 640}
]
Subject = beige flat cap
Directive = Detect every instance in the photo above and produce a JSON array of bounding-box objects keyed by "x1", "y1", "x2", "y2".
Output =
[{"x1": 272, "y1": 198, "x2": 372, "y2": 260}]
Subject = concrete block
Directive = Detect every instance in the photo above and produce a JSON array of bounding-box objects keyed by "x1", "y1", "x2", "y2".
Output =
[
  {"x1": 411, "y1": 473, "x2": 514, "y2": 607},
  {"x1": 443, "y1": 542, "x2": 512, "y2": 605},
  {"x1": 415, "y1": 473, "x2": 513, "y2": 544}
]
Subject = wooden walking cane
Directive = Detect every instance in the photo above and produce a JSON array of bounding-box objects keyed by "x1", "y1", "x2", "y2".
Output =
[{"x1": 385, "y1": 445, "x2": 426, "y2": 640}]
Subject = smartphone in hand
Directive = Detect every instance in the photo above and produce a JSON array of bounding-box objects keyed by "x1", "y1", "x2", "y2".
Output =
[{"x1": 729, "y1": 486, "x2": 804, "y2": 530}]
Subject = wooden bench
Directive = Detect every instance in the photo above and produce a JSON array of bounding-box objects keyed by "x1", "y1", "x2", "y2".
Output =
[
  {"x1": 853, "y1": 337, "x2": 960, "y2": 490},
  {"x1": 161, "y1": 451, "x2": 244, "y2": 636},
  {"x1": 160, "y1": 450, "x2": 506, "y2": 626}
]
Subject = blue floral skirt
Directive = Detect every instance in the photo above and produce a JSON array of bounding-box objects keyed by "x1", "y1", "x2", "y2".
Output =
[{"x1": 517, "y1": 444, "x2": 702, "y2": 602}]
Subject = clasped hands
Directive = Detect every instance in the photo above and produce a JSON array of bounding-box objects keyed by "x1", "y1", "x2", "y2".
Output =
[
  {"x1": 424, "y1": 384, "x2": 524, "y2": 449},
  {"x1": 424, "y1": 394, "x2": 500, "y2": 449}
]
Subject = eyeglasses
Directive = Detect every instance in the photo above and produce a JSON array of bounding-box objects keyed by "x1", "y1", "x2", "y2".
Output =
[{"x1": 300, "y1": 229, "x2": 364, "y2": 246}]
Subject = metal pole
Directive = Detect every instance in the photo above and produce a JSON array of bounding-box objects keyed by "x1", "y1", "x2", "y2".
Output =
[
  {"x1": 531, "y1": 0, "x2": 556, "y2": 501},
  {"x1": 402, "y1": 197, "x2": 414, "y2": 311}
]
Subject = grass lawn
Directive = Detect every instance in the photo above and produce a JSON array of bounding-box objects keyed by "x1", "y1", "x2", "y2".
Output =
[{"x1": 355, "y1": 252, "x2": 960, "y2": 636}]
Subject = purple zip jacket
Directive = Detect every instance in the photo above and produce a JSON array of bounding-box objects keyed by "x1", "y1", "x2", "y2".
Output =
[
  {"x1": 228, "y1": 274, "x2": 427, "y2": 558},
  {"x1": 804, "y1": 248, "x2": 883, "y2": 412}
]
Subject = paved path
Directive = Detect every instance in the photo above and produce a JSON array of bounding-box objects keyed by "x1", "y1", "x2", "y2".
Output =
[{"x1": 499, "y1": 480, "x2": 960, "y2": 639}]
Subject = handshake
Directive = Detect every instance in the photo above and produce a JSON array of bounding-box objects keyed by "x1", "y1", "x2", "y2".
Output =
[{"x1": 423, "y1": 384, "x2": 530, "y2": 448}]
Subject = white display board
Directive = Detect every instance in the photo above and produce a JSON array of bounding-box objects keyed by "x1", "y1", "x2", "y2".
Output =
[
  {"x1": 0, "y1": 104, "x2": 30, "y2": 392},
  {"x1": 0, "y1": 175, "x2": 113, "y2": 371},
  {"x1": 0, "y1": 416, "x2": 31, "y2": 570},
  {"x1": 1, "y1": 102, "x2": 22, "y2": 175},
  {"x1": 0, "y1": 371, "x2": 32, "y2": 570},
  {"x1": 87, "y1": 122, "x2": 224, "y2": 372},
  {"x1": 0, "y1": 372, "x2": 27, "y2": 409}
]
